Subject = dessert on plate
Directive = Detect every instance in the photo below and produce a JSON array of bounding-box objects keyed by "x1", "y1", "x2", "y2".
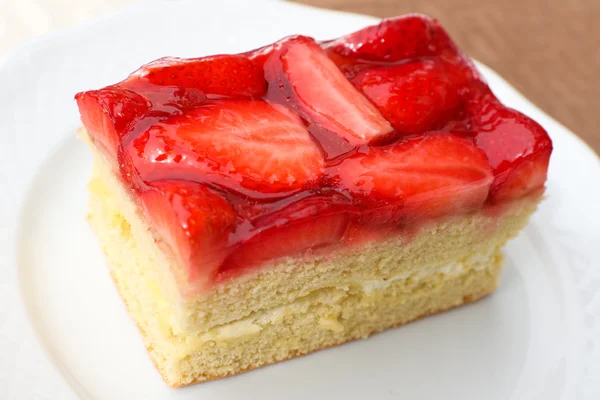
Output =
[{"x1": 76, "y1": 14, "x2": 552, "y2": 387}]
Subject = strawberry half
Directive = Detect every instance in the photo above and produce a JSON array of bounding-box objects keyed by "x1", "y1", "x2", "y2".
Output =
[
  {"x1": 264, "y1": 36, "x2": 393, "y2": 148},
  {"x1": 127, "y1": 55, "x2": 267, "y2": 99},
  {"x1": 139, "y1": 180, "x2": 236, "y2": 290},
  {"x1": 473, "y1": 105, "x2": 552, "y2": 202},
  {"x1": 126, "y1": 99, "x2": 324, "y2": 192},
  {"x1": 75, "y1": 87, "x2": 150, "y2": 161},
  {"x1": 351, "y1": 59, "x2": 464, "y2": 135},
  {"x1": 220, "y1": 195, "x2": 353, "y2": 277},
  {"x1": 336, "y1": 134, "x2": 493, "y2": 221},
  {"x1": 323, "y1": 14, "x2": 455, "y2": 65}
]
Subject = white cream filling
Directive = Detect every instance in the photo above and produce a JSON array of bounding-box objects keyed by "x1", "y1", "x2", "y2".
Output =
[
  {"x1": 177, "y1": 250, "x2": 496, "y2": 352},
  {"x1": 357, "y1": 250, "x2": 494, "y2": 294}
]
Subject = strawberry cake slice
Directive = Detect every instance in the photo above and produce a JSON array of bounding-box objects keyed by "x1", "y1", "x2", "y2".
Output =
[{"x1": 76, "y1": 14, "x2": 551, "y2": 387}]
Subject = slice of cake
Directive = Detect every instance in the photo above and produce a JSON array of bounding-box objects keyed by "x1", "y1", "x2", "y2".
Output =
[{"x1": 76, "y1": 14, "x2": 552, "y2": 387}]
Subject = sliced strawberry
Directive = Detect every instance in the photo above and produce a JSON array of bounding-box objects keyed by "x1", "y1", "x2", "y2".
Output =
[
  {"x1": 264, "y1": 36, "x2": 393, "y2": 148},
  {"x1": 473, "y1": 105, "x2": 552, "y2": 202},
  {"x1": 75, "y1": 87, "x2": 150, "y2": 161},
  {"x1": 220, "y1": 195, "x2": 353, "y2": 276},
  {"x1": 335, "y1": 134, "x2": 493, "y2": 221},
  {"x1": 489, "y1": 150, "x2": 551, "y2": 203},
  {"x1": 354, "y1": 200, "x2": 406, "y2": 229},
  {"x1": 126, "y1": 99, "x2": 324, "y2": 192},
  {"x1": 323, "y1": 14, "x2": 455, "y2": 65},
  {"x1": 351, "y1": 59, "x2": 464, "y2": 135},
  {"x1": 127, "y1": 54, "x2": 267, "y2": 99},
  {"x1": 117, "y1": 145, "x2": 144, "y2": 189},
  {"x1": 139, "y1": 180, "x2": 236, "y2": 290}
]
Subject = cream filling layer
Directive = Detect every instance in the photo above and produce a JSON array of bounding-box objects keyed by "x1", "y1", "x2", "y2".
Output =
[
  {"x1": 357, "y1": 250, "x2": 493, "y2": 294},
  {"x1": 161, "y1": 250, "x2": 496, "y2": 355}
]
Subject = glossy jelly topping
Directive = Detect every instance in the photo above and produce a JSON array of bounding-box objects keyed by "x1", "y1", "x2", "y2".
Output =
[{"x1": 76, "y1": 14, "x2": 552, "y2": 289}]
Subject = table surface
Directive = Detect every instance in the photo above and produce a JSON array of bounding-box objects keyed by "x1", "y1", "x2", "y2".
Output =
[{"x1": 1, "y1": 0, "x2": 598, "y2": 153}]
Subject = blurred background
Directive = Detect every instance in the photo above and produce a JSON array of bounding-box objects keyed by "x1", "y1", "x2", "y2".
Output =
[{"x1": 1, "y1": 0, "x2": 598, "y2": 153}]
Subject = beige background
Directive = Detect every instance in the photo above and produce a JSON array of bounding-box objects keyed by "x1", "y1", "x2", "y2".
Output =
[
  {"x1": 1, "y1": 0, "x2": 597, "y2": 153},
  {"x1": 295, "y1": 0, "x2": 600, "y2": 154}
]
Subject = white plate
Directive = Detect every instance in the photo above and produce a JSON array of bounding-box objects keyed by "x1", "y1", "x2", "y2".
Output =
[{"x1": 1, "y1": 0, "x2": 599, "y2": 399}]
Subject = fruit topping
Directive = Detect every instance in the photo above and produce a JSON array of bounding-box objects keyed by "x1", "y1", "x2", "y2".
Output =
[
  {"x1": 127, "y1": 99, "x2": 324, "y2": 192},
  {"x1": 75, "y1": 15, "x2": 553, "y2": 288},
  {"x1": 220, "y1": 195, "x2": 353, "y2": 276},
  {"x1": 139, "y1": 180, "x2": 236, "y2": 287},
  {"x1": 336, "y1": 134, "x2": 494, "y2": 220},
  {"x1": 473, "y1": 105, "x2": 552, "y2": 202},
  {"x1": 350, "y1": 59, "x2": 463, "y2": 134},
  {"x1": 128, "y1": 54, "x2": 267, "y2": 99},
  {"x1": 76, "y1": 87, "x2": 150, "y2": 161},
  {"x1": 264, "y1": 36, "x2": 393, "y2": 148},
  {"x1": 323, "y1": 14, "x2": 455, "y2": 67}
]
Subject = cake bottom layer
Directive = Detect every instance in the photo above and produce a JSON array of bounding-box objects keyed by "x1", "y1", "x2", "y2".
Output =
[{"x1": 88, "y1": 175, "x2": 505, "y2": 386}]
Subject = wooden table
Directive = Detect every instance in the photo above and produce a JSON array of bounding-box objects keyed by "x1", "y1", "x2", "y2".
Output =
[{"x1": 294, "y1": 0, "x2": 600, "y2": 154}]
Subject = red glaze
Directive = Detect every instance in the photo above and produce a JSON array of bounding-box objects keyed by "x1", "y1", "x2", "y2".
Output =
[
  {"x1": 220, "y1": 194, "x2": 354, "y2": 279},
  {"x1": 323, "y1": 14, "x2": 455, "y2": 72},
  {"x1": 350, "y1": 59, "x2": 464, "y2": 135},
  {"x1": 126, "y1": 55, "x2": 267, "y2": 99},
  {"x1": 139, "y1": 180, "x2": 237, "y2": 286},
  {"x1": 472, "y1": 103, "x2": 552, "y2": 202},
  {"x1": 264, "y1": 36, "x2": 393, "y2": 151},
  {"x1": 75, "y1": 14, "x2": 552, "y2": 290},
  {"x1": 336, "y1": 134, "x2": 494, "y2": 223},
  {"x1": 124, "y1": 99, "x2": 324, "y2": 192},
  {"x1": 76, "y1": 88, "x2": 150, "y2": 161}
]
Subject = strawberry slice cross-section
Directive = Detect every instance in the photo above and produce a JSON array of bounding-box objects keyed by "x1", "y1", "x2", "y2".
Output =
[
  {"x1": 126, "y1": 99, "x2": 325, "y2": 193},
  {"x1": 336, "y1": 134, "x2": 494, "y2": 221},
  {"x1": 76, "y1": 87, "x2": 151, "y2": 161},
  {"x1": 139, "y1": 180, "x2": 237, "y2": 291},
  {"x1": 220, "y1": 195, "x2": 354, "y2": 279},
  {"x1": 264, "y1": 36, "x2": 393, "y2": 149}
]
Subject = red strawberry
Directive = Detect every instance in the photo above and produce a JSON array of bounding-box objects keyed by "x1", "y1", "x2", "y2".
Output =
[
  {"x1": 351, "y1": 59, "x2": 464, "y2": 134},
  {"x1": 117, "y1": 145, "x2": 144, "y2": 189},
  {"x1": 353, "y1": 199, "x2": 405, "y2": 229},
  {"x1": 128, "y1": 54, "x2": 267, "y2": 99},
  {"x1": 75, "y1": 87, "x2": 150, "y2": 161},
  {"x1": 323, "y1": 14, "x2": 455, "y2": 65},
  {"x1": 335, "y1": 134, "x2": 493, "y2": 221},
  {"x1": 126, "y1": 99, "x2": 324, "y2": 192},
  {"x1": 473, "y1": 105, "x2": 552, "y2": 202},
  {"x1": 220, "y1": 196, "x2": 353, "y2": 276},
  {"x1": 264, "y1": 36, "x2": 393, "y2": 149},
  {"x1": 139, "y1": 180, "x2": 236, "y2": 291}
]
